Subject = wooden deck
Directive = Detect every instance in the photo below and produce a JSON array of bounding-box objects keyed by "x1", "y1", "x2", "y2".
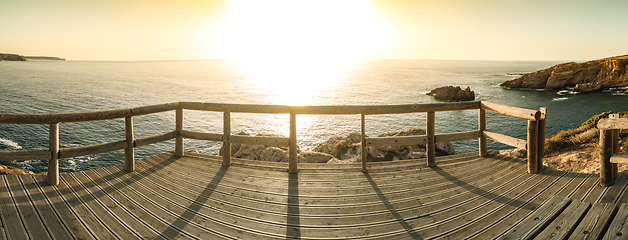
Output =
[{"x1": 2, "y1": 152, "x2": 628, "y2": 239}]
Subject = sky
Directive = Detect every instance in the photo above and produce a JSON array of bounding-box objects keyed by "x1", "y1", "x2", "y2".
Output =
[{"x1": 1, "y1": 0, "x2": 627, "y2": 61}]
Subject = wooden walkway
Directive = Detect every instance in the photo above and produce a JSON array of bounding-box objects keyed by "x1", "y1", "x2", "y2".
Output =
[{"x1": 2, "y1": 151, "x2": 628, "y2": 239}]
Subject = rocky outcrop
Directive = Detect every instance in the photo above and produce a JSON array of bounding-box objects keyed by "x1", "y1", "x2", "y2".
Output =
[
  {"x1": 0, "y1": 165, "x2": 36, "y2": 175},
  {"x1": 426, "y1": 86, "x2": 475, "y2": 101},
  {"x1": 0, "y1": 53, "x2": 65, "y2": 61},
  {"x1": 500, "y1": 54, "x2": 628, "y2": 93},
  {"x1": 0, "y1": 53, "x2": 26, "y2": 61},
  {"x1": 220, "y1": 128, "x2": 456, "y2": 164},
  {"x1": 23, "y1": 56, "x2": 65, "y2": 61}
]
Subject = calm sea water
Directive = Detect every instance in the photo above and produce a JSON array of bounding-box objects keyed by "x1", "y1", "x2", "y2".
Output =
[{"x1": 1, "y1": 59, "x2": 626, "y2": 173}]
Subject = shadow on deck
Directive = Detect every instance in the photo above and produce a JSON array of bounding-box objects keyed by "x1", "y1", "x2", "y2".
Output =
[{"x1": 2, "y1": 151, "x2": 627, "y2": 239}]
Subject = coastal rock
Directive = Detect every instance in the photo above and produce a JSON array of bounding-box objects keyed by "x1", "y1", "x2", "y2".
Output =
[
  {"x1": 500, "y1": 54, "x2": 628, "y2": 93},
  {"x1": 499, "y1": 148, "x2": 527, "y2": 158},
  {"x1": 0, "y1": 53, "x2": 65, "y2": 61},
  {"x1": 219, "y1": 132, "x2": 296, "y2": 162},
  {"x1": 312, "y1": 135, "x2": 361, "y2": 160},
  {"x1": 298, "y1": 152, "x2": 338, "y2": 163},
  {"x1": 221, "y1": 129, "x2": 456, "y2": 164},
  {"x1": 366, "y1": 128, "x2": 455, "y2": 160},
  {"x1": 426, "y1": 86, "x2": 475, "y2": 101},
  {"x1": 0, "y1": 53, "x2": 26, "y2": 61},
  {"x1": 0, "y1": 165, "x2": 35, "y2": 175}
]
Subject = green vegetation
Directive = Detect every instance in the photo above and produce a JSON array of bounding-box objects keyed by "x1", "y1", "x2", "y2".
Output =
[
  {"x1": 546, "y1": 111, "x2": 628, "y2": 152},
  {"x1": 581, "y1": 111, "x2": 628, "y2": 128}
]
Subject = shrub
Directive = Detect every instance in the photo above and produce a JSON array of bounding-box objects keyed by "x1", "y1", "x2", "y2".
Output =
[{"x1": 581, "y1": 111, "x2": 628, "y2": 128}]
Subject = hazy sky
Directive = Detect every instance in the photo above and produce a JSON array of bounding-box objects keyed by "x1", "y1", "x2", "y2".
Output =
[{"x1": 2, "y1": 0, "x2": 627, "y2": 61}]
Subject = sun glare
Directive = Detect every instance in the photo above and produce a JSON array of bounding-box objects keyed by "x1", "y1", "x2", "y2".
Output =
[
  {"x1": 210, "y1": 0, "x2": 391, "y2": 106},
  {"x1": 212, "y1": 0, "x2": 392, "y2": 61}
]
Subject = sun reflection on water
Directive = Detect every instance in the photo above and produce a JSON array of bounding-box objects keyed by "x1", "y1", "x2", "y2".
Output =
[
  {"x1": 232, "y1": 58, "x2": 359, "y2": 106},
  {"x1": 231, "y1": 58, "x2": 361, "y2": 147}
]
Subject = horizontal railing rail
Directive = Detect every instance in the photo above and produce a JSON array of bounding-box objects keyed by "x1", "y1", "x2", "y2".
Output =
[{"x1": 0, "y1": 101, "x2": 546, "y2": 185}]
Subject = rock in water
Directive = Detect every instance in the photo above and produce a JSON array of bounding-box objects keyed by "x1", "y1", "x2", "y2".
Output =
[
  {"x1": 426, "y1": 86, "x2": 475, "y2": 101},
  {"x1": 500, "y1": 54, "x2": 628, "y2": 93}
]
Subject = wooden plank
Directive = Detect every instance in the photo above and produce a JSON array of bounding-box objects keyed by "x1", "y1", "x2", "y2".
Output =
[
  {"x1": 598, "y1": 118, "x2": 628, "y2": 130},
  {"x1": 570, "y1": 203, "x2": 617, "y2": 240},
  {"x1": 604, "y1": 203, "x2": 628, "y2": 240},
  {"x1": 85, "y1": 165, "x2": 192, "y2": 239},
  {"x1": 361, "y1": 113, "x2": 367, "y2": 172},
  {"x1": 20, "y1": 175, "x2": 72, "y2": 239},
  {"x1": 0, "y1": 176, "x2": 29, "y2": 240},
  {"x1": 538, "y1": 107, "x2": 547, "y2": 171},
  {"x1": 175, "y1": 107, "x2": 183, "y2": 157},
  {"x1": 600, "y1": 129, "x2": 615, "y2": 187},
  {"x1": 180, "y1": 101, "x2": 480, "y2": 115},
  {"x1": 0, "y1": 150, "x2": 50, "y2": 161},
  {"x1": 54, "y1": 174, "x2": 117, "y2": 239},
  {"x1": 484, "y1": 131, "x2": 527, "y2": 149},
  {"x1": 223, "y1": 111, "x2": 231, "y2": 166},
  {"x1": 0, "y1": 102, "x2": 178, "y2": 124},
  {"x1": 73, "y1": 171, "x2": 160, "y2": 239},
  {"x1": 58, "y1": 140, "x2": 127, "y2": 159},
  {"x1": 599, "y1": 176, "x2": 628, "y2": 203},
  {"x1": 528, "y1": 120, "x2": 539, "y2": 174},
  {"x1": 130, "y1": 155, "x2": 524, "y2": 238},
  {"x1": 179, "y1": 130, "x2": 222, "y2": 141},
  {"x1": 101, "y1": 161, "x2": 267, "y2": 239},
  {"x1": 479, "y1": 109, "x2": 487, "y2": 157},
  {"x1": 289, "y1": 112, "x2": 297, "y2": 173},
  {"x1": 498, "y1": 196, "x2": 571, "y2": 240},
  {"x1": 366, "y1": 135, "x2": 428, "y2": 147},
  {"x1": 125, "y1": 116, "x2": 134, "y2": 171},
  {"x1": 535, "y1": 200, "x2": 590, "y2": 240},
  {"x1": 480, "y1": 101, "x2": 541, "y2": 120},
  {"x1": 435, "y1": 130, "x2": 482, "y2": 143},
  {"x1": 568, "y1": 174, "x2": 599, "y2": 202},
  {"x1": 134, "y1": 131, "x2": 177, "y2": 147},
  {"x1": 448, "y1": 169, "x2": 569, "y2": 239},
  {"x1": 48, "y1": 122, "x2": 59, "y2": 185},
  {"x1": 611, "y1": 153, "x2": 628, "y2": 164},
  {"x1": 30, "y1": 174, "x2": 94, "y2": 239},
  {"x1": 230, "y1": 135, "x2": 290, "y2": 146},
  {"x1": 426, "y1": 111, "x2": 435, "y2": 167},
  {"x1": 6, "y1": 175, "x2": 52, "y2": 240},
  {"x1": 60, "y1": 173, "x2": 140, "y2": 239}
]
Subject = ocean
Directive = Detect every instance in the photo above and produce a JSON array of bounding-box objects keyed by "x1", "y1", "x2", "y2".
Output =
[{"x1": 1, "y1": 59, "x2": 627, "y2": 173}]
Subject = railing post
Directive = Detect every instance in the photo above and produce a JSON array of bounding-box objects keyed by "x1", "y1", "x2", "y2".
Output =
[
  {"x1": 223, "y1": 111, "x2": 231, "y2": 166},
  {"x1": 527, "y1": 119, "x2": 538, "y2": 173},
  {"x1": 600, "y1": 128, "x2": 614, "y2": 186},
  {"x1": 611, "y1": 114, "x2": 620, "y2": 181},
  {"x1": 175, "y1": 107, "x2": 183, "y2": 157},
  {"x1": 537, "y1": 107, "x2": 547, "y2": 171},
  {"x1": 125, "y1": 116, "x2": 134, "y2": 172},
  {"x1": 361, "y1": 114, "x2": 367, "y2": 173},
  {"x1": 47, "y1": 123, "x2": 59, "y2": 185},
  {"x1": 426, "y1": 112, "x2": 436, "y2": 167},
  {"x1": 289, "y1": 112, "x2": 298, "y2": 174},
  {"x1": 478, "y1": 109, "x2": 487, "y2": 157}
]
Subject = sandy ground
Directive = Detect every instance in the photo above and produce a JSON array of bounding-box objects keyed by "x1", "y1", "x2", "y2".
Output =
[{"x1": 541, "y1": 142, "x2": 628, "y2": 174}]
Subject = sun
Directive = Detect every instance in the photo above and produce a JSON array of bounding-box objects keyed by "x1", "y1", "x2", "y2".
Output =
[{"x1": 211, "y1": 0, "x2": 393, "y2": 62}]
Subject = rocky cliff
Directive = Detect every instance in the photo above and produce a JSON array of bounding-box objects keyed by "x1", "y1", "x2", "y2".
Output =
[
  {"x1": 0, "y1": 53, "x2": 26, "y2": 61},
  {"x1": 500, "y1": 54, "x2": 628, "y2": 93},
  {"x1": 1, "y1": 53, "x2": 65, "y2": 61}
]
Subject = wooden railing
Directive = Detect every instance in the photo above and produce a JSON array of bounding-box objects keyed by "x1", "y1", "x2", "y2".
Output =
[
  {"x1": 598, "y1": 114, "x2": 628, "y2": 186},
  {"x1": 0, "y1": 101, "x2": 546, "y2": 185}
]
